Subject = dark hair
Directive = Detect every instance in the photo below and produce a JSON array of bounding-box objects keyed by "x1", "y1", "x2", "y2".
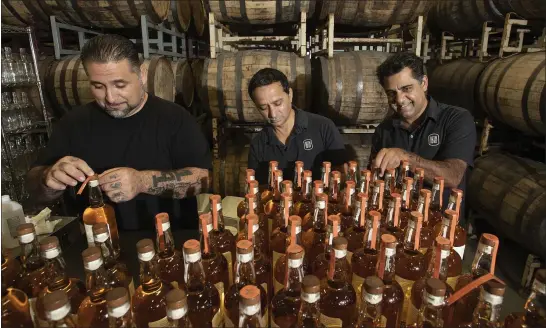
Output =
[
  {"x1": 80, "y1": 34, "x2": 141, "y2": 73},
  {"x1": 248, "y1": 68, "x2": 290, "y2": 100},
  {"x1": 376, "y1": 52, "x2": 426, "y2": 84}
]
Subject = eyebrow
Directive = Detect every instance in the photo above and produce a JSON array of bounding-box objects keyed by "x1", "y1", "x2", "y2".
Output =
[
  {"x1": 258, "y1": 98, "x2": 283, "y2": 106},
  {"x1": 90, "y1": 79, "x2": 128, "y2": 84},
  {"x1": 386, "y1": 84, "x2": 413, "y2": 92}
]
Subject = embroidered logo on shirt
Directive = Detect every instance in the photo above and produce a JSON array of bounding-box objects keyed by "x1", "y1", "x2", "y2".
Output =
[
  {"x1": 428, "y1": 133, "x2": 440, "y2": 146},
  {"x1": 303, "y1": 139, "x2": 313, "y2": 150}
]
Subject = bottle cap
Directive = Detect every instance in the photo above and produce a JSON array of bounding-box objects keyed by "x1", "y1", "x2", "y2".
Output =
[
  {"x1": 327, "y1": 215, "x2": 340, "y2": 227},
  {"x1": 420, "y1": 189, "x2": 431, "y2": 198},
  {"x1": 156, "y1": 213, "x2": 170, "y2": 224},
  {"x1": 269, "y1": 161, "x2": 278, "y2": 168},
  {"x1": 451, "y1": 188, "x2": 463, "y2": 197},
  {"x1": 404, "y1": 177, "x2": 414, "y2": 186},
  {"x1": 106, "y1": 287, "x2": 129, "y2": 309},
  {"x1": 391, "y1": 193, "x2": 401, "y2": 203},
  {"x1": 288, "y1": 215, "x2": 302, "y2": 227},
  {"x1": 295, "y1": 161, "x2": 304, "y2": 168},
  {"x1": 410, "y1": 211, "x2": 423, "y2": 223},
  {"x1": 376, "y1": 180, "x2": 385, "y2": 188},
  {"x1": 82, "y1": 247, "x2": 102, "y2": 264},
  {"x1": 92, "y1": 222, "x2": 109, "y2": 236},
  {"x1": 248, "y1": 180, "x2": 259, "y2": 190},
  {"x1": 240, "y1": 285, "x2": 261, "y2": 306},
  {"x1": 386, "y1": 168, "x2": 395, "y2": 176},
  {"x1": 332, "y1": 236, "x2": 348, "y2": 250},
  {"x1": 302, "y1": 275, "x2": 320, "y2": 294},
  {"x1": 40, "y1": 236, "x2": 60, "y2": 252},
  {"x1": 246, "y1": 169, "x2": 255, "y2": 180},
  {"x1": 89, "y1": 179, "x2": 99, "y2": 187},
  {"x1": 357, "y1": 192, "x2": 368, "y2": 202},
  {"x1": 199, "y1": 212, "x2": 213, "y2": 225},
  {"x1": 345, "y1": 180, "x2": 356, "y2": 189},
  {"x1": 281, "y1": 192, "x2": 292, "y2": 202},
  {"x1": 479, "y1": 233, "x2": 499, "y2": 247},
  {"x1": 303, "y1": 170, "x2": 312, "y2": 178},
  {"x1": 381, "y1": 234, "x2": 397, "y2": 249},
  {"x1": 323, "y1": 162, "x2": 331, "y2": 168},
  {"x1": 369, "y1": 210, "x2": 381, "y2": 221},
  {"x1": 16, "y1": 223, "x2": 35, "y2": 236},
  {"x1": 434, "y1": 177, "x2": 444, "y2": 184},
  {"x1": 425, "y1": 278, "x2": 446, "y2": 297},
  {"x1": 282, "y1": 181, "x2": 293, "y2": 191},
  {"x1": 400, "y1": 160, "x2": 409, "y2": 167},
  {"x1": 210, "y1": 194, "x2": 222, "y2": 203},
  {"x1": 332, "y1": 171, "x2": 341, "y2": 179},
  {"x1": 318, "y1": 193, "x2": 328, "y2": 201},
  {"x1": 364, "y1": 276, "x2": 385, "y2": 295},
  {"x1": 314, "y1": 181, "x2": 324, "y2": 191},
  {"x1": 183, "y1": 239, "x2": 200, "y2": 255},
  {"x1": 435, "y1": 236, "x2": 451, "y2": 251},
  {"x1": 483, "y1": 280, "x2": 505, "y2": 296},
  {"x1": 136, "y1": 239, "x2": 154, "y2": 254},
  {"x1": 444, "y1": 209, "x2": 458, "y2": 221},
  {"x1": 166, "y1": 289, "x2": 188, "y2": 309},
  {"x1": 287, "y1": 244, "x2": 304, "y2": 259},
  {"x1": 44, "y1": 290, "x2": 70, "y2": 312},
  {"x1": 236, "y1": 240, "x2": 253, "y2": 254}
]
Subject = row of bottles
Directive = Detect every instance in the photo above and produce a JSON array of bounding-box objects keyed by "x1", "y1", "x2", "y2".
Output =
[{"x1": 1, "y1": 47, "x2": 36, "y2": 86}]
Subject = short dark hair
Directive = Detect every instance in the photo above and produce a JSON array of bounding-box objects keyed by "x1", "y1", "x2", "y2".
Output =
[
  {"x1": 376, "y1": 52, "x2": 426, "y2": 84},
  {"x1": 80, "y1": 34, "x2": 141, "y2": 73},
  {"x1": 248, "y1": 68, "x2": 290, "y2": 100}
]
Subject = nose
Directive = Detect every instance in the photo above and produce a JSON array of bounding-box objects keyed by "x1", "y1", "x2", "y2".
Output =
[
  {"x1": 105, "y1": 88, "x2": 116, "y2": 104},
  {"x1": 395, "y1": 92, "x2": 406, "y2": 106},
  {"x1": 268, "y1": 107, "x2": 275, "y2": 119}
]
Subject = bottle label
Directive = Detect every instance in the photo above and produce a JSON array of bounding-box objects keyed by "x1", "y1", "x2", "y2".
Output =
[
  {"x1": 453, "y1": 245, "x2": 465, "y2": 260},
  {"x1": 319, "y1": 313, "x2": 343, "y2": 327},
  {"x1": 148, "y1": 316, "x2": 169, "y2": 327},
  {"x1": 352, "y1": 273, "x2": 365, "y2": 307},
  {"x1": 222, "y1": 251, "x2": 234, "y2": 285},
  {"x1": 84, "y1": 223, "x2": 95, "y2": 247},
  {"x1": 215, "y1": 281, "x2": 225, "y2": 326},
  {"x1": 346, "y1": 250, "x2": 353, "y2": 264},
  {"x1": 395, "y1": 275, "x2": 416, "y2": 322}
]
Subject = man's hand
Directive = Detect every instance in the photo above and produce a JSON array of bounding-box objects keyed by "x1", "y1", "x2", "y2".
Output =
[
  {"x1": 373, "y1": 148, "x2": 409, "y2": 176},
  {"x1": 43, "y1": 156, "x2": 95, "y2": 190},
  {"x1": 99, "y1": 167, "x2": 143, "y2": 203}
]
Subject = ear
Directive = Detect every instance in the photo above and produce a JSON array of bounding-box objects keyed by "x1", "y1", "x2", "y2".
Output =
[
  {"x1": 421, "y1": 75, "x2": 428, "y2": 93},
  {"x1": 288, "y1": 87, "x2": 293, "y2": 103},
  {"x1": 139, "y1": 63, "x2": 148, "y2": 87}
]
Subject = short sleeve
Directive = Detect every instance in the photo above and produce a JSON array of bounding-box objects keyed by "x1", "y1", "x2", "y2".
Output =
[
  {"x1": 32, "y1": 120, "x2": 71, "y2": 168},
  {"x1": 435, "y1": 109, "x2": 476, "y2": 166},
  {"x1": 172, "y1": 111, "x2": 212, "y2": 170},
  {"x1": 323, "y1": 119, "x2": 345, "y2": 150}
]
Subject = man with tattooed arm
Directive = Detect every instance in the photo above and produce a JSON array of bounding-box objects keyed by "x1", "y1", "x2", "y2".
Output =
[{"x1": 26, "y1": 35, "x2": 211, "y2": 230}]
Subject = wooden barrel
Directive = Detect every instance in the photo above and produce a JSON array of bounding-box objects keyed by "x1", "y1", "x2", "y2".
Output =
[
  {"x1": 468, "y1": 153, "x2": 546, "y2": 258},
  {"x1": 494, "y1": 0, "x2": 546, "y2": 20},
  {"x1": 206, "y1": 0, "x2": 316, "y2": 25},
  {"x1": 191, "y1": 0, "x2": 207, "y2": 36},
  {"x1": 191, "y1": 59, "x2": 205, "y2": 96},
  {"x1": 477, "y1": 52, "x2": 545, "y2": 136},
  {"x1": 171, "y1": 59, "x2": 195, "y2": 108},
  {"x1": 29, "y1": 56, "x2": 56, "y2": 116},
  {"x1": 428, "y1": 0, "x2": 505, "y2": 35},
  {"x1": 212, "y1": 143, "x2": 250, "y2": 197},
  {"x1": 166, "y1": 0, "x2": 192, "y2": 32},
  {"x1": 201, "y1": 50, "x2": 311, "y2": 123},
  {"x1": 319, "y1": 0, "x2": 433, "y2": 27},
  {"x1": 342, "y1": 134, "x2": 373, "y2": 169},
  {"x1": 314, "y1": 51, "x2": 390, "y2": 125},
  {"x1": 142, "y1": 56, "x2": 175, "y2": 102},
  {"x1": 428, "y1": 58, "x2": 488, "y2": 119}
]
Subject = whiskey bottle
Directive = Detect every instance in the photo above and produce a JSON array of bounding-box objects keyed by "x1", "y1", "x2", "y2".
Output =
[
  {"x1": 15, "y1": 223, "x2": 47, "y2": 298},
  {"x1": 346, "y1": 192, "x2": 368, "y2": 262},
  {"x1": 237, "y1": 212, "x2": 269, "y2": 262},
  {"x1": 445, "y1": 189, "x2": 466, "y2": 260},
  {"x1": 281, "y1": 180, "x2": 293, "y2": 195},
  {"x1": 274, "y1": 215, "x2": 307, "y2": 293},
  {"x1": 395, "y1": 211, "x2": 426, "y2": 323},
  {"x1": 271, "y1": 192, "x2": 293, "y2": 234},
  {"x1": 293, "y1": 161, "x2": 305, "y2": 202},
  {"x1": 224, "y1": 240, "x2": 268, "y2": 327},
  {"x1": 415, "y1": 278, "x2": 447, "y2": 328},
  {"x1": 347, "y1": 161, "x2": 359, "y2": 184},
  {"x1": 368, "y1": 180, "x2": 385, "y2": 213},
  {"x1": 244, "y1": 168, "x2": 255, "y2": 195},
  {"x1": 301, "y1": 180, "x2": 325, "y2": 232},
  {"x1": 311, "y1": 215, "x2": 343, "y2": 281},
  {"x1": 155, "y1": 213, "x2": 185, "y2": 289},
  {"x1": 271, "y1": 244, "x2": 305, "y2": 328},
  {"x1": 43, "y1": 290, "x2": 77, "y2": 327},
  {"x1": 410, "y1": 168, "x2": 425, "y2": 212},
  {"x1": 106, "y1": 287, "x2": 135, "y2": 328},
  {"x1": 2, "y1": 286, "x2": 33, "y2": 327},
  {"x1": 35, "y1": 236, "x2": 86, "y2": 325},
  {"x1": 93, "y1": 223, "x2": 134, "y2": 295},
  {"x1": 428, "y1": 177, "x2": 444, "y2": 228},
  {"x1": 320, "y1": 236, "x2": 357, "y2": 327},
  {"x1": 264, "y1": 169, "x2": 283, "y2": 223},
  {"x1": 1, "y1": 252, "x2": 20, "y2": 290},
  {"x1": 296, "y1": 275, "x2": 325, "y2": 328},
  {"x1": 458, "y1": 281, "x2": 505, "y2": 328},
  {"x1": 429, "y1": 209, "x2": 463, "y2": 289},
  {"x1": 77, "y1": 246, "x2": 111, "y2": 328},
  {"x1": 328, "y1": 171, "x2": 342, "y2": 215},
  {"x1": 240, "y1": 193, "x2": 270, "y2": 254},
  {"x1": 209, "y1": 194, "x2": 236, "y2": 286},
  {"x1": 244, "y1": 214, "x2": 272, "y2": 307},
  {"x1": 239, "y1": 285, "x2": 266, "y2": 328},
  {"x1": 302, "y1": 193, "x2": 328, "y2": 266},
  {"x1": 351, "y1": 210, "x2": 382, "y2": 294},
  {"x1": 321, "y1": 162, "x2": 332, "y2": 195},
  {"x1": 358, "y1": 169, "x2": 372, "y2": 195},
  {"x1": 415, "y1": 189, "x2": 433, "y2": 253},
  {"x1": 339, "y1": 180, "x2": 356, "y2": 234},
  {"x1": 271, "y1": 193, "x2": 292, "y2": 290},
  {"x1": 399, "y1": 177, "x2": 414, "y2": 229},
  {"x1": 238, "y1": 176, "x2": 255, "y2": 219},
  {"x1": 132, "y1": 238, "x2": 173, "y2": 328},
  {"x1": 312, "y1": 180, "x2": 325, "y2": 206},
  {"x1": 82, "y1": 177, "x2": 120, "y2": 252},
  {"x1": 381, "y1": 193, "x2": 404, "y2": 246},
  {"x1": 504, "y1": 268, "x2": 546, "y2": 328},
  {"x1": 165, "y1": 289, "x2": 193, "y2": 327},
  {"x1": 395, "y1": 160, "x2": 410, "y2": 194},
  {"x1": 376, "y1": 234, "x2": 404, "y2": 328},
  {"x1": 182, "y1": 239, "x2": 221, "y2": 327},
  {"x1": 382, "y1": 168, "x2": 396, "y2": 213},
  {"x1": 261, "y1": 160, "x2": 279, "y2": 205},
  {"x1": 355, "y1": 276, "x2": 385, "y2": 328},
  {"x1": 294, "y1": 170, "x2": 313, "y2": 223}
]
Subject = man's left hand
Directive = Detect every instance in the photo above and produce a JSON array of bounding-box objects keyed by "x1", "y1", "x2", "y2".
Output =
[
  {"x1": 98, "y1": 167, "x2": 143, "y2": 203},
  {"x1": 373, "y1": 148, "x2": 410, "y2": 176}
]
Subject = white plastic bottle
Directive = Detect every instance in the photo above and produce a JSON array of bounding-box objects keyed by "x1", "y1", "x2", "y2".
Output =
[{"x1": 1, "y1": 195, "x2": 25, "y2": 248}]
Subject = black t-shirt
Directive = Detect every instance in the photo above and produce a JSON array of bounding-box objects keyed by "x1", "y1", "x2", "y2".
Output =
[
  {"x1": 33, "y1": 95, "x2": 212, "y2": 230},
  {"x1": 248, "y1": 107, "x2": 347, "y2": 184},
  {"x1": 370, "y1": 96, "x2": 476, "y2": 222}
]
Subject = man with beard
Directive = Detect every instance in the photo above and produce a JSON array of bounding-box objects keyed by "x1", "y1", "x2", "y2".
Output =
[
  {"x1": 247, "y1": 68, "x2": 347, "y2": 184},
  {"x1": 26, "y1": 34, "x2": 211, "y2": 230},
  {"x1": 371, "y1": 52, "x2": 476, "y2": 221}
]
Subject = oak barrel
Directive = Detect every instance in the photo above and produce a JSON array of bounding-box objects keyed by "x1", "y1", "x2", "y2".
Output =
[
  {"x1": 314, "y1": 51, "x2": 390, "y2": 125},
  {"x1": 342, "y1": 134, "x2": 373, "y2": 170},
  {"x1": 190, "y1": 0, "x2": 207, "y2": 36},
  {"x1": 165, "y1": 0, "x2": 192, "y2": 32},
  {"x1": 477, "y1": 52, "x2": 545, "y2": 136},
  {"x1": 428, "y1": 59, "x2": 488, "y2": 119},
  {"x1": 212, "y1": 142, "x2": 250, "y2": 197},
  {"x1": 171, "y1": 59, "x2": 195, "y2": 108},
  {"x1": 142, "y1": 56, "x2": 175, "y2": 102},
  {"x1": 428, "y1": 0, "x2": 505, "y2": 34},
  {"x1": 319, "y1": 0, "x2": 433, "y2": 27},
  {"x1": 468, "y1": 153, "x2": 546, "y2": 258},
  {"x1": 29, "y1": 56, "x2": 56, "y2": 116},
  {"x1": 191, "y1": 59, "x2": 205, "y2": 97},
  {"x1": 200, "y1": 50, "x2": 312, "y2": 123},
  {"x1": 493, "y1": 0, "x2": 546, "y2": 20},
  {"x1": 206, "y1": 0, "x2": 316, "y2": 25}
]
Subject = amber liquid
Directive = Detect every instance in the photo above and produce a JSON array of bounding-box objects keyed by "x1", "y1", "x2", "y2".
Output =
[
  {"x1": 1, "y1": 288, "x2": 33, "y2": 328},
  {"x1": 16, "y1": 252, "x2": 47, "y2": 298},
  {"x1": 77, "y1": 289, "x2": 109, "y2": 328},
  {"x1": 432, "y1": 222, "x2": 466, "y2": 258},
  {"x1": 210, "y1": 228, "x2": 236, "y2": 274},
  {"x1": 428, "y1": 207, "x2": 443, "y2": 228},
  {"x1": 381, "y1": 226, "x2": 404, "y2": 248},
  {"x1": 187, "y1": 280, "x2": 220, "y2": 328},
  {"x1": 424, "y1": 249, "x2": 462, "y2": 290},
  {"x1": 409, "y1": 278, "x2": 454, "y2": 326},
  {"x1": 1, "y1": 255, "x2": 20, "y2": 290},
  {"x1": 157, "y1": 249, "x2": 185, "y2": 289},
  {"x1": 83, "y1": 203, "x2": 120, "y2": 251},
  {"x1": 295, "y1": 200, "x2": 313, "y2": 226},
  {"x1": 505, "y1": 311, "x2": 546, "y2": 328},
  {"x1": 338, "y1": 207, "x2": 354, "y2": 235},
  {"x1": 271, "y1": 288, "x2": 301, "y2": 328},
  {"x1": 237, "y1": 221, "x2": 270, "y2": 257},
  {"x1": 382, "y1": 280, "x2": 404, "y2": 328},
  {"x1": 109, "y1": 310, "x2": 135, "y2": 328},
  {"x1": 418, "y1": 225, "x2": 434, "y2": 253},
  {"x1": 346, "y1": 226, "x2": 366, "y2": 254},
  {"x1": 274, "y1": 256, "x2": 309, "y2": 293},
  {"x1": 320, "y1": 279, "x2": 357, "y2": 327},
  {"x1": 452, "y1": 273, "x2": 487, "y2": 326},
  {"x1": 132, "y1": 279, "x2": 173, "y2": 328},
  {"x1": 395, "y1": 249, "x2": 426, "y2": 323},
  {"x1": 313, "y1": 253, "x2": 352, "y2": 283},
  {"x1": 36, "y1": 278, "x2": 87, "y2": 322},
  {"x1": 302, "y1": 227, "x2": 327, "y2": 268},
  {"x1": 254, "y1": 252, "x2": 272, "y2": 307},
  {"x1": 104, "y1": 259, "x2": 133, "y2": 294},
  {"x1": 399, "y1": 207, "x2": 412, "y2": 230},
  {"x1": 202, "y1": 251, "x2": 230, "y2": 292},
  {"x1": 224, "y1": 283, "x2": 268, "y2": 326},
  {"x1": 351, "y1": 249, "x2": 379, "y2": 284}
]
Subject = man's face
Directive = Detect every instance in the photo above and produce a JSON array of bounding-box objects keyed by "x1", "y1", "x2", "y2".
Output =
[
  {"x1": 85, "y1": 59, "x2": 147, "y2": 118},
  {"x1": 252, "y1": 82, "x2": 293, "y2": 127},
  {"x1": 382, "y1": 67, "x2": 428, "y2": 122}
]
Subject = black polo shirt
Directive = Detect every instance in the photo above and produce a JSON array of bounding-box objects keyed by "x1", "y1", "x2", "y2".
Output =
[
  {"x1": 370, "y1": 96, "x2": 476, "y2": 222},
  {"x1": 248, "y1": 107, "x2": 347, "y2": 184}
]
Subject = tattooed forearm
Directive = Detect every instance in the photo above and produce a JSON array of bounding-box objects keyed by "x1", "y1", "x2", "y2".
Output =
[{"x1": 140, "y1": 168, "x2": 210, "y2": 199}]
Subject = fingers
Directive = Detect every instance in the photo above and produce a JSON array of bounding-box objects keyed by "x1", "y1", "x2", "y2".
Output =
[
  {"x1": 373, "y1": 149, "x2": 388, "y2": 170},
  {"x1": 101, "y1": 181, "x2": 123, "y2": 193},
  {"x1": 68, "y1": 157, "x2": 94, "y2": 177},
  {"x1": 98, "y1": 168, "x2": 123, "y2": 184},
  {"x1": 44, "y1": 175, "x2": 67, "y2": 191}
]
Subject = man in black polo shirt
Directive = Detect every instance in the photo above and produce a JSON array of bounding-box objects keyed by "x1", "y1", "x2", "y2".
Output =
[
  {"x1": 371, "y1": 52, "x2": 476, "y2": 221},
  {"x1": 247, "y1": 68, "x2": 347, "y2": 183}
]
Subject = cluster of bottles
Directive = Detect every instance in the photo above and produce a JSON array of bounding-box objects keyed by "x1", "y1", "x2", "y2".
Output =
[
  {"x1": 2, "y1": 91, "x2": 42, "y2": 133},
  {"x1": 1, "y1": 47, "x2": 36, "y2": 86}
]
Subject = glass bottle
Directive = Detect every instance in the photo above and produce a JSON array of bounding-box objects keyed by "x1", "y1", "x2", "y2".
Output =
[
  {"x1": 382, "y1": 168, "x2": 396, "y2": 212},
  {"x1": 2, "y1": 47, "x2": 17, "y2": 86},
  {"x1": 271, "y1": 244, "x2": 305, "y2": 328},
  {"x1": 452, "y1": 233, "x2": 499, "y2": 326},
  {"x1": 302, "y1": 193, "x2": 329, "y2": 266},
  {"x1": 132, "y1": 238, "x2": 173, "y2": 328},
  {"x1": 346, "y1": 192, "x2": 368, "y2": 263},
  {"x1": 224, "y1": 240, "x2": 268, "y2": 327},
  {"x1": 395, "y1": 160, "x2": 410, "y2": 194},
  {"x1": 274, "y1": 215, "x2": 308, "y2": 294},
  {"x1": 15, "y1": 223, "x2": 47, "y2": 306},
  {"x1": 281, "y1": 180, "x2": 293, "y2": 195},
  {"x1": 504, "y1": 268, "x2": 546, "y2": 328},
  {"x1": 272, "y1": 192, "x2": 293, "y2": 234},
  {"x1": 19, "y1": 48, "x2": 36, "y2": 84},
  {"x1": 43, "y1": 290, "x2": 77, "y2": 327},
  {"x1": 395, "y1": 211, "x2": 426, "y2": 323},
  {"x1": 399, "y1": 177, "x2": 414, "y2": 230},
  {"x1": 320, "y1": 236, "x2": 357, "y2": 327},
  {"x1": 416, "y1": 278, "x2": 447, "y2": 328},
  {"x1": 339, "y1": 180, "x2": 356, "y2": 234},
  {"x1": 410, "y1": 168, "x2": 425, "y2": 212},
  {"x1": 82, "y1": 177, "x2": 120, "y2": 252},
  {"x1": 295, "y1": 170, "x2": 314, "y2": 224},
  {"x1": 457, "y1": 281, "x2": 505, "y2": 328},
  {"x1": 358, "y1": 169, "x2": 372, "y2": 195},
  {"x1": 165, "y1": 289, "x2": 193, "y2": 327},
  {"x1": 381, "y1": 193, "x2": 405, "y2": 247},
  {"x1": 93, "y1": 222, "x2": 134, "y2": 295},
  {"x1": 262, "y1": 160, "x2": 279, "y2": 204},
  {"x1": 240, "y1": 193, "x2": 270, "y2": 254},
  {"x1": 209, "y1": 193, "x2": 236, "y2": 286},
  {"x1": 351, "y1": 210, "x2": 382, "y2": 294},
  {"x1": 415, "y1": 189, "x2": 433, "y2": 253},
  {"x1": 35, "y1": 236, "x2": 87, "y2": 326},
  {"x1": 371, "y1": 168, "x2": 382, "y2": 183},
  {"x1": 182, "y1": 239, "x2": 221, "y2": 327},
  {"x1": 328, "y1": 171, "x2": 342, "y2": 214},
  {"x1": 293, "y1": 161, "x2": 305, "y2": 202},
  {"x1": 346, "y1": 161, "x2": 359, "y2": 184},
  {"x1": 155, "y1": 213, "x2": 185, "y2": 289},
  {"x1": 428, "y1": 177, "x2": 444, "y2": 228},
  {"x1": 368, "y1": 180, "x2": 385, "y2": 213},
  {"x1": 311, "y1": 215, "x2": 343, "y2": 281},
  {"x1": 2, "y1": 286, "x2": 34, "y2": 328},
  {"x1": 237, "y1": 211, "x2": 269, "y2": 264},
  {"x1": 271, "y1": 193, "x2": 292, "y2": 289},
  {"x1": 239, "y1": 285, "x2": 266, "y2": 328},
  {"x1": 355, "y1": 276, "x2": 385, "y2": 328},
  {"x1": 246, "y1": 213, "x2": 272, "y2": 307},
  {"x1": 1, "y1": 252, "x2": 20, "y2": 291},
  {"x1": 445, "y1": 189, "x2": 466, "y2": 260},
  {"x1": 376, "y1": 234, "x2": 404, "y2": 328},
  {"x1": 106, "y1": 287, "x2": 135, "y2": 328},
  {"x1": 77, "y1": 247, "x2": 111, "y2": 328},
  {"x1": 301, "y1": 180, "x2": 325, "y2": 232},
  {"x1": 238, "y1": 172, "x2": 256, "y2": 219},
  {"x1": 264, "y1": 169, "x2": 284, "y2": 228},
  {"x1": 321, "y1": 162, "x2": 332, "y2": 195}
]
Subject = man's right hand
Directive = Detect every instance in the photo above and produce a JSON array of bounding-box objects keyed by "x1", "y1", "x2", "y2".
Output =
[{"x1": 43, "y1": 156, "x2": 95, "y2": 190}]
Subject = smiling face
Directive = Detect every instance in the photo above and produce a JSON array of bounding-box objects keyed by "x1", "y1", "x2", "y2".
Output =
[
  {"x1": 251, "y1": 81, "x2": 294, "y2": 127},
  {"x1": 382, "y1": 67, "x2": 429, "y2": 124},
  {"x1": 85, "y1": 59, "x2": 148, "y2": 118}
]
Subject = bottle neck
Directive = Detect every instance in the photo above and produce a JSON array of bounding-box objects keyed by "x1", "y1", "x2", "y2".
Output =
[
  {"x1": 471, "y1": 243, "x2": 494, "y2": 278},
  {"x1": 385, "y1": 175, "x2": 394, "y2": 194},
  {"x1": 431, "y1": 184, "x2": 441, "y2": 210},
  {"x1": 184, "y1": 253, "x2": 206, "y2": 293},
  {"x1": 289, "y1": 225, "x2": 302, "y2": 246},
  {"x1": 330, "y1": 178, "x2": 340, "y2": 200},
  {"x1": 312, "y1": 202, "x2": 327, "y2": 230},
  {"x1": 321, "y1": 168, "x2": 330, "y2": 189},
  {"x1": 297, "y1": 291, "x2": 321, "y2": 326},
  {"x1": 212, "y1": 202, "x2": 226, "y2": 231},
  {"x1": 370, "y1": 188, "x2": 382, "y2": 210},
  {"x1": 328, "y1": 249, "x2": 350, "y2": 282},
  {"x1": 235, "y1": 253, "x2": 257, "y2": 285},
  {"x1": 285, "y1": 260, "x2": 304, "y2": 293},
  {"x1": 157, "y1": 225, "x2": 176, "y2": 256},
  {"x1": 294, "y1": 168, "x2": 303, "y2": 189},
  {"x1": 377, "y1": 247, "x2": 397, "y2": 284},
  {"x1": 138, "y1": 254, "x2": 162, "y2": 292},
  {"x1": 84, "y1": 261, "x2": 110, "y2": 302},
  {"x1": 354, "y1": 202, "x2": 367, "y2": 228},
  {"x1": 401, "y1": 185, "x2": 411, "y2": 209},
  {"x1": 357, "y1": 293, "x2": 383, "y2": 325},
  {"x1": 19, "y1": 237, "x2": 44, "y2": 270},
  {"x1": 419, "y1": 299, "x2": 445, "y2": 328},
  {"x1": 526, "y1": 279, "x2": 546, "y2": 320},
  {"x1": 427, "y1": 248, "x2": 450, "y2": 282},
  {"x1": 281, "y1": 200, "x2": 293, "y2": 227},
  {"x1": 167, "y1": 305, "x2": 191, "y2": 326},
  {"x1": 302, "y1": 178, "x2": 312, "y2": 198},
  {"x1": 95, "y1": 235, "x2": 118, "y2": 264},
  {"x1": 239, "y1": 303, "x2": 264, "y2": 326},
  {"x1": 245, "y1": 198, "x2": 257, "y2": 216},
  {"x1": 363, "y1": 219, "x2": 380, "y2": 250},
  {"x1": 397, "y1": 167, "x2": 409, "y2": 187},
  {"x1": 403, "y1": 219, "x2": 421, "y2": 251},
  {"x1": 473, "y1": 291, "x2": 503, "y2": 325},
  {"x1": 88, "y1": 185, "x2": 105, "y2": 207},
  {"x1": 43, "y1": 249, "x2": 70, "y2": 290}
]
